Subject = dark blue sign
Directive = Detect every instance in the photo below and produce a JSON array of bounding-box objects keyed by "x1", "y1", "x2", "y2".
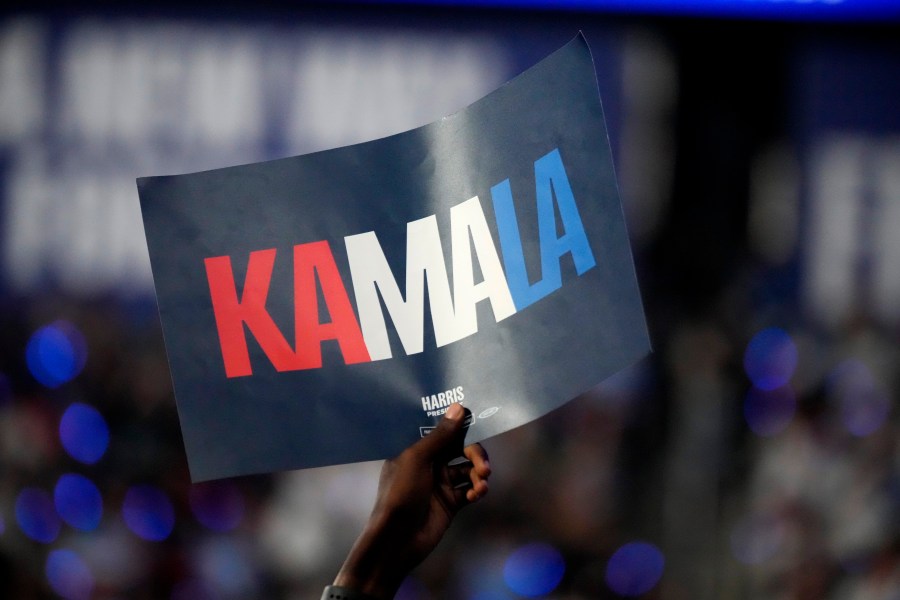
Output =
[{"x1": 138, "y1": 34, "x2": 650, "y2": 481}]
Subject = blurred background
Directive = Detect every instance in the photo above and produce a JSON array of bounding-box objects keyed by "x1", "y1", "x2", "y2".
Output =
[{"x1": 1, "y1": 0, "x2": 899, "y2": 598}]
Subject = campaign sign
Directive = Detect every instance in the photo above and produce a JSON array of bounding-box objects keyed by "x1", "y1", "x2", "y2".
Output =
[{"x1": 137, "y1": 34, "x2": 650, "y2": 482}]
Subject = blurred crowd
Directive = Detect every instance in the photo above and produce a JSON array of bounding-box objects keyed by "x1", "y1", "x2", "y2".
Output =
[{"x1": 1, "y1": 244, "x2": 898, "y2": 600}]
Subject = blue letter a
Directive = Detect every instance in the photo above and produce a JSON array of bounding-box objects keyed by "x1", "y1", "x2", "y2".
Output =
[{"x1": 491, "y1": 148, "x2": 596, "y2": 310}]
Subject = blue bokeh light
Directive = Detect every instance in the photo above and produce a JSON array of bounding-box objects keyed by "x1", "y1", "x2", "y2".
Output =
[
  {"x1": 46, "y1": 549, "x2": 94, "y2": 600},
  {"x1": 605, "y1": 541, "x2": 665, "y2": 597},
  {"x1": 829, "y1": 359, "x2": 891, "y2": 437},
  {"x1": 59, "y1": 403, "x2": 109, "y2": 465},
  {"x1": 503, "y1": 542, "x2": 566, "y2": 597},
  {"x1": 743, "y1": 328, "x2": 798, "y2": 391},
  {"x1": 123, "y1": 485, "x2": 175, "y2": 541},
  {"x1": 15, "y1": 488, "x2": 61, "y2": 543},
  {"x1": 744, "y1": 386, "x2": 796, "y2": 436},
  {"x1": 55, "y1": 474, "x2": 103, "y2": 531},
  {"x1": 396, "y1": 577, "x2": 432, "y2": 600},
  {"x1": 25, "y1": 320, "x2": 87, "y2": 388},
  {"x1": 189, "y1": 481, "x2": 245, "y2": 532}
]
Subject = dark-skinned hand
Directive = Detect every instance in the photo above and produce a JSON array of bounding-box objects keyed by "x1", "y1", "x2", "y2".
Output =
[{"x1": 332, "y1": 403, "x2": 491, "y2": 599}]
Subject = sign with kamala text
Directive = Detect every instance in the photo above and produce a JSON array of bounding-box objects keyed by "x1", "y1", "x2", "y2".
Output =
[{"x1": 137, "y1": 34, "x2": 650, "y2": 481}]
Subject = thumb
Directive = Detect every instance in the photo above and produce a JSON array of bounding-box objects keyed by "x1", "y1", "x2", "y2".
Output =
[{"x1": 412, "y1": 403, "x2": 467, "y2": 461}]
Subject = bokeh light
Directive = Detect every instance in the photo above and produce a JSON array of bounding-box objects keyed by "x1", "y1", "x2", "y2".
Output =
[
  {"x1": 25, "y1": 320, "x2": 87, "y2": 388},
  {"x1": 59, "y1": 403, "x2": 109, "y2": 465},
  {"x1": 829, "y1": 359, "x2": 891, "y2": 437},
  {"x1": 730, "y1": 513, "x2": 785, "y2": 565},
  {"x1": 743, "y1": 327, "x2": 797, "y2": 391},
  {"x1": 123, "y1": 485, "x2": 175, "y2": 541},
  {"x1": 396, "y1": 576, "x2": 431, "y2": 600},
  {"x1": 46, "y1": 549, "x2": 94, "y2": 600},
  {"x1": 55, "y1": 473, "x2": 103, "y2": 531},
  {"x1": 189, "y1": 480, "x2": 245, "y2": 532},
  {"x1": 744, "y1": 386, "x2": 796, "y2": 436},
  {"x1": 605, "y1": 541, "x2": 665, "y2": 597},
  {"x1": 15, "y1": 487, "x2": 61, "y2": 543},
  {"x1": 503, "y1": 542, "x2": 566, "y2": 597}
]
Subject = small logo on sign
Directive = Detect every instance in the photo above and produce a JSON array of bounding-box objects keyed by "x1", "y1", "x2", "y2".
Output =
[{"x1": 478, "y1": 407, "x2": 500, "y2": 419}]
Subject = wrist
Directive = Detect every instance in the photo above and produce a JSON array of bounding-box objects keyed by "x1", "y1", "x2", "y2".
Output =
[{"x1": 333, "y1": 524, "x2": 406, "y2": 600}]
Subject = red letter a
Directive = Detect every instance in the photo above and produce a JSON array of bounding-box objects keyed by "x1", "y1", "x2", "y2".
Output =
[
  {"x1": 205, "y1": 249, "x2": 301, "y2": 378},
  {"x1": 294, "y1": 241, "x2": 371, "y2": 369}
]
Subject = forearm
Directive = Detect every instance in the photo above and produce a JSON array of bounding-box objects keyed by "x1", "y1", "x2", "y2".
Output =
[{"x1": 331, "y1": 518, "x2": 408, "y2": 600}]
